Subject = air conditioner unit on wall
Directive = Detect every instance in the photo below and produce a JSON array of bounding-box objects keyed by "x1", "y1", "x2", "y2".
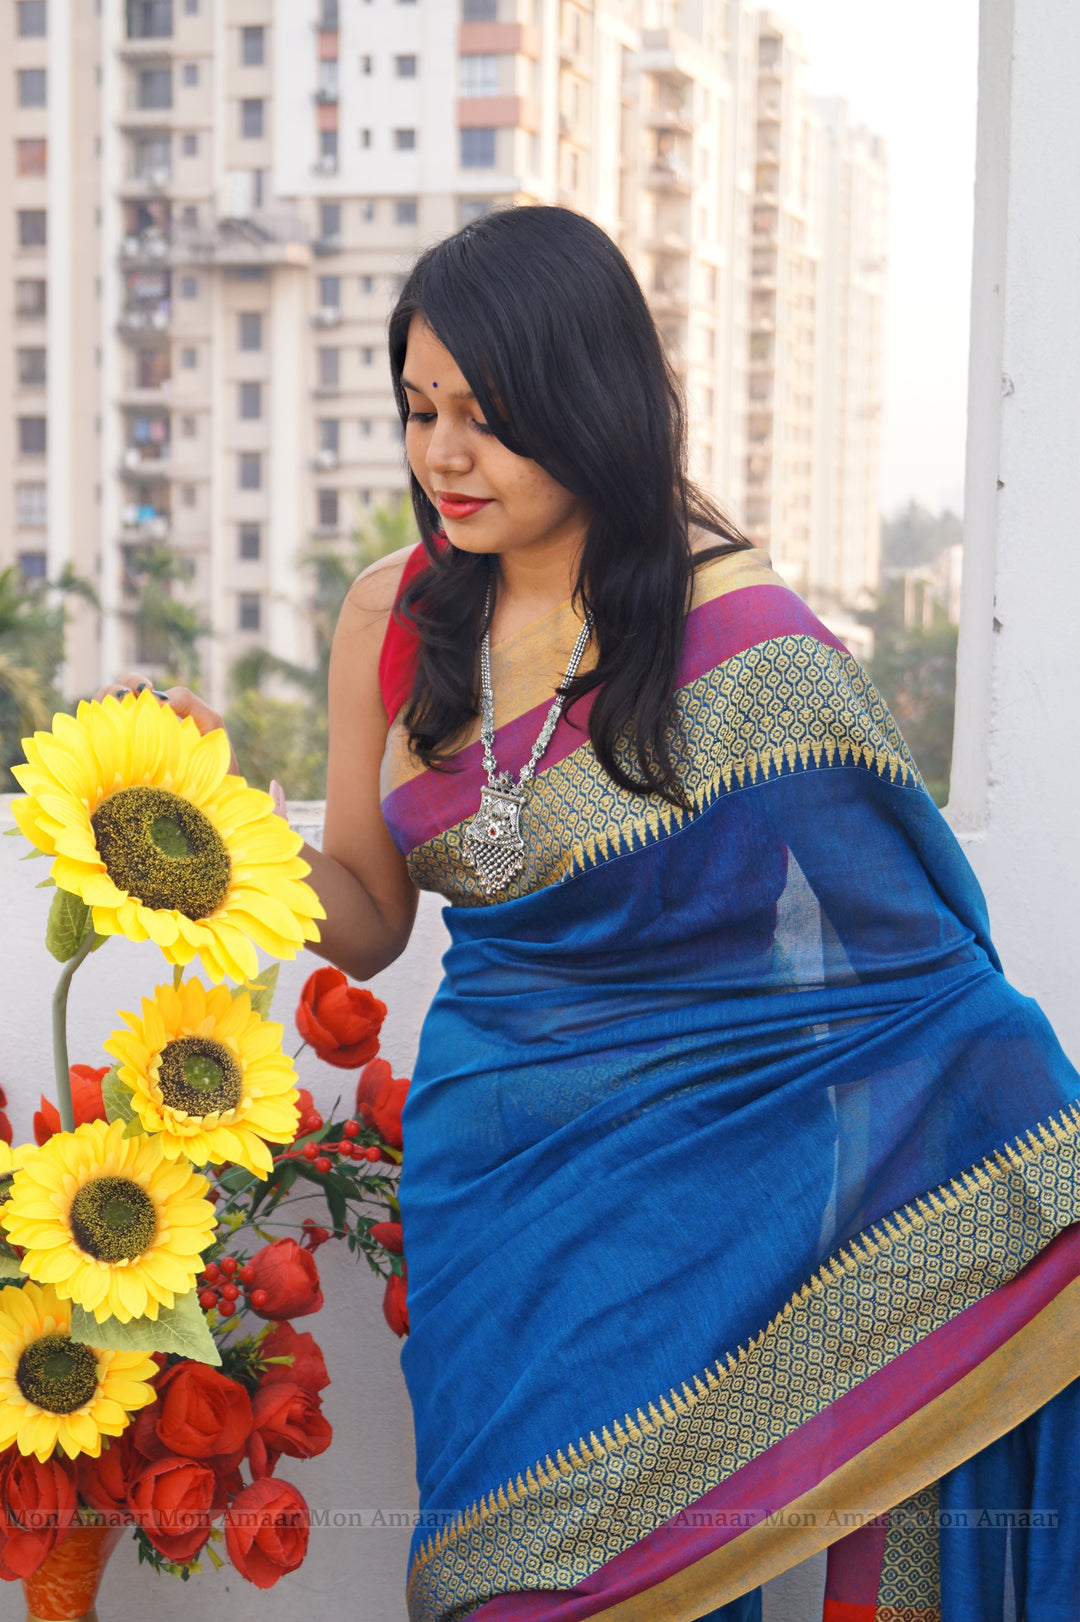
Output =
[
  {"x1": 313, "y1": 307, "x2": 342, "y2": 327},
  {"x1": 313, "y1": 450, "x2": 338, "y2": 470}
]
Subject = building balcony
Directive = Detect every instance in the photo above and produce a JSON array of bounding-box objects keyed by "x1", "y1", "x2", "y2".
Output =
[
  {"x1": 312, "y1": 449, "x2": 339, "y2": 471},
  {"x1": 126, "y1": 166, "x2": 173, "y2": 192},
  {"x1": 645, "y1": 162, "x2": 691, "y2": 196},
  {"x1": 121, "y1": 445, "x2": 170, "y2": 475},
  {"x1": 170, "y1": 214, "x2": 310, "y2": 268},
  {"x1": 312, "y1": 307, "x2": 343, "y2": 328},
  {"x1": 643, "y1": 105, "x2": 693, "y2": 135},
  {"x1": 649, "y1": 286, "x2": 689, "y2": 317},
  {"x1": 119, "y1": 302, "x2": 171, "y2": 336},
  {"x1": 121, "y1": 231, "x2": 171, "y2": 262},
  {"x1": 120, "y1": 509, "x2": 170, "y2": 543},
  {"x1": 644, "y1": 230, "x2": 690, "y2": 257}
]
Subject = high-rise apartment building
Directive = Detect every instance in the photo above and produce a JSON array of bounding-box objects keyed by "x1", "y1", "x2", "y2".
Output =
[{"x1": 1, "y1": 0, "x2": 885, "y2": 710}]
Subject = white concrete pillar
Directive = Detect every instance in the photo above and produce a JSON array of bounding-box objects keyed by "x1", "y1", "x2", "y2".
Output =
[{"x1": 949, "y1": 0, "x2": 1080, "y2": 1065}]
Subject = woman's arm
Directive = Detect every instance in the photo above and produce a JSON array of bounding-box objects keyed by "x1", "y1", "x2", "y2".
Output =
[{"x1": 103, "y1": 547, "x2": 419, "y2": 982}]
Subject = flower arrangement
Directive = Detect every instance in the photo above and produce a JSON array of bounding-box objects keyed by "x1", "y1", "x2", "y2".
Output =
[{"x1": 0, "y1": 691, "x2": 409, "y2": 1610}]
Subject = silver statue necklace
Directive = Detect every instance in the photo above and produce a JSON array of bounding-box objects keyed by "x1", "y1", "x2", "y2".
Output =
[{"x1": 463, "y1": 586, "x2": 594, "y2": 896}]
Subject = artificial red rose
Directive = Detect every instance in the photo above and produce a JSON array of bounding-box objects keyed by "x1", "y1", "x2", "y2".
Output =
[
  {"x1": 76, "y1": 1427, "x2": 138, "y2": 1521},
  {"x1": 225, "y1": 1477, "x2": 310, "y2": 1590},
  {"x1": 300, "y1": 1217, "x2": 330, "y2": 1252},
  {"x1": 296, "y1": 967, "x2": 386, "y2": 1069},
  {"x1": 0, "y1": 1451, "x2": 78, "y2": 1579},
  {"x1": 33, "y1": 1065, "x2": 109, "y2": 1145},
  {"x1": 258, "y1": 1322, "x2": 330, "y2": 1394},
  {"x1": 246, "y1": 1238, "x2": 324, "y2": 1321},
  {"x1": 0, "y1": 1083, "x2": 11, "y2": 1146},
  {"x1": 294, "y1": 1087, "x2": 323, "y2": 1136},
  {"x1": 355, "y1": 1057, "x2": 409, "y2": 1151},
  {"x1": 369, "y1": 1220, "x2": 404, "y2": 1256},
  {"x1": 247, "y1": 1383, "x2": 332, "y2": 1480},
  {"x1": 383, "y1": 1267, "x2": 409, "y2": 1338},
  {"x1": 127, "y1": 1454, "x2": 223, "y2": 1563},
  {"x1": 133, "y1": 1362, "x2": 252, "y2": 1466}
]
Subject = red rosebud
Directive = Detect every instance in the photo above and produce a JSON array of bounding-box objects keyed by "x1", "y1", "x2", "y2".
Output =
[
  {"x1": 258, "y1": 1322, "x2": 330, "y2": 1395},
  {"x1": 300, "y1": 1217, "x2": 331, "y2": 1253},
  {"x1": 33, "y1": 1065, "x2": 109, "y2": 1146},
  {"x1": 246, "y1": 1382, "x2": 332, "y2": 1480},
  {"x1": 128, "y1": 1454, "x2": 223, "y2": 1563},
  {"x1": 0, "y1": 1101, "x2": 10, "y2": 1146},
  {"x1": 246, "y1": 1238, "x2": 324, "y2": 1321},
  {"x1": 354, "y1": 1057, "x2": 409, "y2": 1151},
  {"x1": 369, "y1": 1221, "x2": 403, "y2": 1256},
  {"x1": 0, "y1": 1451, "x2": 78, "y2": 1579},
  {"x1": 383, "y1": 1267, "x2": 409, "y2": 1338},
  {"x1": 76, "y1": 1428, "x2": 139, "y2": 1522},
  {"x1": 295, "y1": 967, "x2": 386, "y2": 1069},
  {"x1": 133, "y1": 1362, "x2": 252, "y2": 1466},
  {"x1": 225, "y1": 1477, "x2": 310, "y2": 1590}
]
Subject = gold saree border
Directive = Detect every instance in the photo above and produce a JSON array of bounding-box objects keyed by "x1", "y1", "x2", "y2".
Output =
[
  {"x1": 596, "y1": 1281, "x2": 1080, "y2": 1620},
  {"x1": 406, "y1": 1102, "x2": 1080, "y2": 1622},
  {"x1": 406, "y1": 635, "x2": 922, "y2": 907}
]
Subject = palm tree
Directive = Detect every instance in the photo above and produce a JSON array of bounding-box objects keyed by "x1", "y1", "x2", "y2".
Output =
[
  {"x1": 0, "y1": 566, "x2": 62, "y2": 786},
  {"x1": 129, "y1": 547, "x2": 210, "y2": 684}
]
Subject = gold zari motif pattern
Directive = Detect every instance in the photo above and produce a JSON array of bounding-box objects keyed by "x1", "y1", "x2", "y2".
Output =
[
  {"x1": 877, "y1": 1480, "x2": 942, "y2": 1620},
  {"x1": 407, "y1": 636, "x2": 922, "y2": 907},
  {"x1": 407, "y1": 1105, "x2": 1080, "y2": 1622}
]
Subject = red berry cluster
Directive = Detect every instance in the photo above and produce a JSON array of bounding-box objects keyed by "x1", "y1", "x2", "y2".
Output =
[
  {"x1": 196, "y1": 1254, "x2": 268, "y2": 1316},
  {"x1": 272, "y1": 1115, "x2": 383, "y2": 1176}
]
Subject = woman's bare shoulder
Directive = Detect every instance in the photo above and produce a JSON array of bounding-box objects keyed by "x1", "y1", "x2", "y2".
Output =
[{"x1": 340, "y1": 542, "x2": 422, "y2": 631}]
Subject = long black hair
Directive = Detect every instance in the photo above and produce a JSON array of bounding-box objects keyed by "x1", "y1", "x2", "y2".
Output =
[{"x1": 388, "y1": 205, "x2": 750, "y2": 806}]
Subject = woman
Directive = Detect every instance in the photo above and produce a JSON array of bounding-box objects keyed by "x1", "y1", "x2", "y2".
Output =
[{"x1": 107, "y1": 207, "x2": 1080, "y2": 1621}]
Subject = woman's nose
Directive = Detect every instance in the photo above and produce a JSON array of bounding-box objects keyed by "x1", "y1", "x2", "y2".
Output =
[{"x1": 426, "y1": 418, "x2": 473, "y2": 475}]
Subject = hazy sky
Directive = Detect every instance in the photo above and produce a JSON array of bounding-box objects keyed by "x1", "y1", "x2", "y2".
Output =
[{"x1": 769, "y1": 0, "x2": 980, "y2": 517}]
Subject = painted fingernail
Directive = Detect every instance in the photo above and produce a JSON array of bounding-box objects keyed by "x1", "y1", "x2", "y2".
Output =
[
  {"x1": 150, "y1": 688, "x2": 170, "y2": 701},
  {"x1": 135, "y1": 681, "x2": 150, "y2": 692}
]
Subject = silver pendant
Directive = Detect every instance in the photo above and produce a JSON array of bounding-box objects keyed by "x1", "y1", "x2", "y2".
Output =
[{"x1": 464, "y1": 783, "x2": 527, "y2": 895}]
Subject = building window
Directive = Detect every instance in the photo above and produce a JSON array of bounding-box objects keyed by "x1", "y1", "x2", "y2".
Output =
[
  {"x1": 16, "y1": 139, "x2": 47, "y2": 177},
  {"x1": 17, "y1": 1, "x2": 47, "y2": 36},
  {"x1": 319, "y1": 275, "x2": 341, "y2": 308},
  {"x1": 16, "y1": 483, "x2": 47, "y2": 526},
  {"x1": 359, "y1": 417, "x2": 372, "y2": 436},
  {"x1": 319, "y1": 201, "x2": 341, "y2": 243},
  {"x1": 238, "y1": 311, "x2": 262, "y2": 350},
  {"x1": 136, "y1": 67, "x2": 172, "y2": 109},
  {"x1": 239, "y1": 381, "x2": 262, "y2": 419},
  {"x1": 16, "y1": 279, "x2": 47, "y2": 317},
  {"x1": 184, "y1": 0, "x2": 196, "y2": 13},
  {"x1": 317, "y1": 489, "x2": 339, "y2": 528},
  {"x1": 319, "y1": 0, "x2": 338, "y2": 25},
  {"x1": 18, "y1": 551, "x2": 47, "y2": 580},
  {"x1": 319, "y1": 418, "x2": 339, "y2": 453},
  {"x1": 180, "y1": 346, "x2": 197, "y2": 368},
  {"x1": 395, "y1": 198, "x2": 417, "y2": 225},
  {"x1": 360, "y1": 346, "x2": 373, "y2": 365},
  {"x1": 463, "y1": 0, "x2": 497, "y2": 19},
  {"x1": 182, "y1": 133, "x2": 197, "y2": 156},
  {"x1": 459, "y1": 196, "x2": 492, "y2": 226},
  {"x1": 395, "y1": 54, "x2": 417, "y2": 77},
  {"x1": 181, "y1": 483, "x2": 196, "y2": 507},
  {"x1": 18, "y1": 417, "x2": 47, "y2": 456},
  {"x1": 133, "y1": 134, "x2": 172, "y2": 180},
  {"x1": 460, "y1": 54, "x2": 498, "y2": 95},
  {"x1": 393, "y1": 128, "x2": 417, "y2": 152},
  {"x1": 181, "y1": 204, "x2": 197, "y2": 226},
  {"x1": 241, "y1": 99, "x2": 264, "y2": 138},
  {"x1": 360, "y1": 274, "x2": 373, "y2": 294},
  {"x1": 359, "y1": 128, "x2": 371, "y2": 149},
  {"x1": 238, "y1": 523, "x2": 261, "y2": 560},
  {"x1": 182, "y1": 63, "x2": 198, "y2": 86},
  {"x1": 360, "y1": 54, "x2": 372, "y2": 74},
  {"x1": 17, "y1": 348, "x2": 47, "y2": 386},
  {"x1": 17, "y1": 69, "x2": 47, "y2": 106},
  {"x1": 241, "y1": 25, "x2": 264, "y2": 65},
  {"x1": 180, "y1": 274, "x2": 197, "y2": 298},
  {"x1": 181, "y1": 414, "x2": 196, "y2": 437},
  {"x1": 318, "y1": 347, "x2": 340, "y2": 387},
  {"x1": 135, "y1": 348, "x2": 169, "y2": 388},
  {"x1": 239, "y1": 452, "x2": 261, "y2": 489},
  {"x1": 237, "y1": 593, "x2": 261, "y2": 631},
  {"x1": 320, "y1": 129, "x2": 338, "y2": 162},
  {"x1": 360, "y1": 199, "x2": 375, "y2": 222},
  {"x1": 460, "y1": 128, "x2": 496, "y2": 168},
  {"x1": 318, "y1": 59, "x2": 338, "y2": 96},
  {"x1": 127, "y1": 0, "x2": 172, "y2": 37}
]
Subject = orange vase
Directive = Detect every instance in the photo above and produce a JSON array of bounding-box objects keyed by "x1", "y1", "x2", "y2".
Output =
[{"x1": 21, "y1": 1522, "x2": 124, "y2": 1622}]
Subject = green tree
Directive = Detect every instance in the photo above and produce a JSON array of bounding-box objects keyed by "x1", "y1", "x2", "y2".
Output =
[
  {"x1": 129, "y1": 546, "x2": 210, "y2": 684},
  {"x1": 863, "y1": 577, "x2": 958, "y2": 807},
  {"x1": 0, "y1": 567, "x2": 67, "y2": 791},
  {"x1": 226, "y1": 500, "x2": 417, "y2": 795}
]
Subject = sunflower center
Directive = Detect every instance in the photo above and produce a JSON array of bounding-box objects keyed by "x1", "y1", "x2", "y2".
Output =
[
  {"x1": 16, "y1": 1332, "x2": 99, "y2": 1414},
  {"x1": 0, "y1": 1172, "x2": 14, "y2": 1207},
  {"x1": 69, "y1": 1175, "x2": 157, "y2": 1262},
  {"x1": 157, "y1": 1036, "x2": 242, "y2": 1115},
  {"x1": 90, "y1": 786, "x2": 231, "y2": 920}
]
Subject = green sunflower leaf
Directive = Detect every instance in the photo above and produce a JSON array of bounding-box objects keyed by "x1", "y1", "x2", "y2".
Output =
[
  {"x1": 216, "y1": 1164, "x2": 258, "y2": 1194},
  {"x1": 101, "y1": 1066, "x2": 139, "y2": 1126},
  {"x1": 70, "y1": 1291, "x2": 222, "y2": 1366},
  {"x1": 233, "y1": 962, "x2": 279, "y2": 1020},
  {"x1": 45, "y1": 889, "x2": 94, "y2": 963},
  {"x1": 35, "y1": 876, "x2": 56, "y2": 888}
]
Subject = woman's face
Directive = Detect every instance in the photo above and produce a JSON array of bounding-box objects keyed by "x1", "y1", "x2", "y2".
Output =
[{"x1": 401, "y1": 316, "x2": 590, "y2": 566}]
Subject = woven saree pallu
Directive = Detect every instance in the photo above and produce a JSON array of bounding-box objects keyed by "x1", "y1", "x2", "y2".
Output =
[{"x1": 378, "y1": 544, "x2": 1080, "y2": 1622}]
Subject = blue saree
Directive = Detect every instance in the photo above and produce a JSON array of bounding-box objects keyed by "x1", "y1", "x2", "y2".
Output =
[{"x1": 378, "y1": 544, "x2": 1080, "y2": 1622}]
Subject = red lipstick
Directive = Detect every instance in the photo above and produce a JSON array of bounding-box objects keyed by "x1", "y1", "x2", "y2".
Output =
[{"x1": 436, "y1": 493, "x2": 493, "y2": 520}]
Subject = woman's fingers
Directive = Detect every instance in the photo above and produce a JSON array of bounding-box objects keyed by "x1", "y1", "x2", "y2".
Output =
[{"x1": 269, "y1": 780, "x2": 288, "y2": 819}]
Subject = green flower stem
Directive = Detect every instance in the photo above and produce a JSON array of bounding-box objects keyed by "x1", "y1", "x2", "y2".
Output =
[{"x1": 51, "y1": 932, "x2": 101, "y2": 1134}]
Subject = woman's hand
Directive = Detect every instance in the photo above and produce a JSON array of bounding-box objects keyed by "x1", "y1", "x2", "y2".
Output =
[{"x1": 94, "y1": 673, "x2": 240, "y2": 775}]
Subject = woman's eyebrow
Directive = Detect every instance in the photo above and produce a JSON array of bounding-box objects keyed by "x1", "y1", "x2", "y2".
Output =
[{"x1": 401, "y1": 377, "x2": 476, "y2": 401}]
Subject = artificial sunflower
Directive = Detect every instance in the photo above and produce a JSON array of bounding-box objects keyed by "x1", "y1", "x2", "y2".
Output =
[
  {"x1": 0, "y1": 1279, "x2": 158, "y2": 1461},
  {"x1": 1, "y1": 1118, "x2": 217, "y2": 1325},
  {"x1": 104, "y1": 977, "x2": 300, "y2": 1177},
  {"x1": 11, "y1": 688, "x2": 325, "y2": 983},
  {"x1": 0, "y1": 1139, "x2": 28, "y2": 1209}
]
